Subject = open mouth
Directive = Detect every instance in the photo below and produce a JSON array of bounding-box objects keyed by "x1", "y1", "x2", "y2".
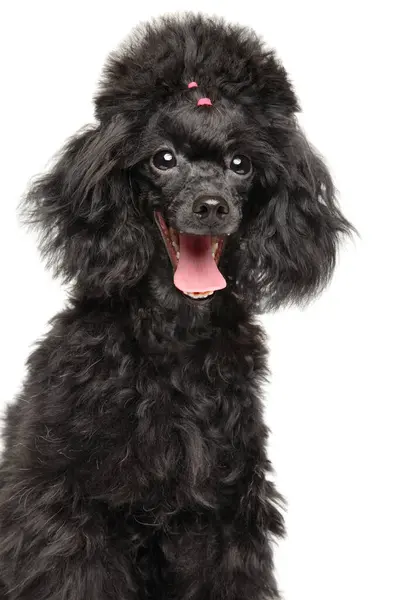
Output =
[{"x1": 155, "y1": 211, "x2": 226, "y2": 299}]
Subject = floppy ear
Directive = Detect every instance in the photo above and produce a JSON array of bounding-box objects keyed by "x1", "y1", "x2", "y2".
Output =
[
  {"x1": 22, "y1": 120, "x2": 153, "y2": 296},
  {"x1": 234, "y1": 123, "x2": 353, "y2": 310}
]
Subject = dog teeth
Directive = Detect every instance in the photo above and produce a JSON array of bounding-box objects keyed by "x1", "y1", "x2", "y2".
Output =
[
  {"x1": 169, "y1": 227, "x2": 179, "y2": 248},
  {"x1": 183, "y1": 291, "x2": 214, "y2": 299}
]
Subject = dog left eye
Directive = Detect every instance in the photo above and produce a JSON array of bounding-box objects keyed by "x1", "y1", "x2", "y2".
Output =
[
  {"x1": 229, "y1": 155, "x2": 252, "y2": 176},
  {"x1": 152, "y1": 150, "x2": 177, "y2": 171}
]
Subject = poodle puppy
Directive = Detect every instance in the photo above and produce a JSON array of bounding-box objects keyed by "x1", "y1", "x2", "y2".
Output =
[{"x1": 0, "y1": 14, "x2": 352, "y2": 600}]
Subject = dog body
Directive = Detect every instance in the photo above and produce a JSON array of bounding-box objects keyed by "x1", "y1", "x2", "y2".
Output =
[{"x1": 0, "y1": 15, "x2": 351, "y2": 600}]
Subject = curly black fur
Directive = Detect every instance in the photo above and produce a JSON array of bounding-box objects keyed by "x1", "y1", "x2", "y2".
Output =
[{"x1": 0, "y1": 14, "x2": 352, "y2": 600}]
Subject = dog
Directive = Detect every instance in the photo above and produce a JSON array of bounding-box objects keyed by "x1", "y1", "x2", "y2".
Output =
[{"x1": 0, "y1": 13, "x2": 352, "y2": 600}]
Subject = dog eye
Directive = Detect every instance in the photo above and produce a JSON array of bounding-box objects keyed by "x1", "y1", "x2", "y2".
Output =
[
  {"x1": 152, "y1": 150, "x2": 177, "y2": 171},
  {"x1": 230, "y1": 155, "x2": 252, "y2": 176}
]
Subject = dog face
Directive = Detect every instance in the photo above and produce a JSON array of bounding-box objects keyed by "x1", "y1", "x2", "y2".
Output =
[
  {"x1": 24, "y1": 15, "x2": 352, "y2": 311},
  {"x1": 132, "y1": 103, "x2": 258, "y2": 300},
  {"x1": 140, "y1": 105, "x2": 252, "y2": 237}
]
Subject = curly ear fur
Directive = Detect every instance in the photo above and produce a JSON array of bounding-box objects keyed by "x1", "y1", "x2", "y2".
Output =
[
  {"x1": 234, "y1": 123, "x2": 353, "y2": 310},
  {"x1": 22, "y1": 119, "x2": 153, "y2": 297}
]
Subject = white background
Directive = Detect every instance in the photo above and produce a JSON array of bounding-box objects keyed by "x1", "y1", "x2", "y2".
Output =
[{"x1": 0, "y1": 2, "x2": 399, "y2": 599}]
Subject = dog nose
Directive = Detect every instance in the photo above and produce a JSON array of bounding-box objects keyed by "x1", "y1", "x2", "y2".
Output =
[{"x1": 192, "y1": 196, "x2": 230, "y2": 221}]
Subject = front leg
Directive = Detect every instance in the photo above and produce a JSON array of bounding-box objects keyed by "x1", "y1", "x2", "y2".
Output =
[
  {"x1": 0, "y1": 476, "x2": 139, "y2": 600},
  {"x1": 215, "y1": 470, "x2": 284, "y2": 600},
  {"x1": 159, "y1": 473, "x2": 283, "y2": 600}
]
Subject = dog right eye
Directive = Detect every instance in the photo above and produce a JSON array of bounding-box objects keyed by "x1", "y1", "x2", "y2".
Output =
[
  {"x1": 229, "y1": 155, "x2": 252, "y2": 176},
  {"x1": 152, "y1": 150, "x2": 177, "y2": 171}
]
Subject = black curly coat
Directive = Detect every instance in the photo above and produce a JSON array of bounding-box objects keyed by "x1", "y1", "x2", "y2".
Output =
[{"x1": 0, "y1": 14, "x2": 352, "y2": 600}]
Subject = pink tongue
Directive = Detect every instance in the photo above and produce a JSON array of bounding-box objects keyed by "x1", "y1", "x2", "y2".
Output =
[{"x1": 173, "y1": 234, "x2": 226, "y2": 293}]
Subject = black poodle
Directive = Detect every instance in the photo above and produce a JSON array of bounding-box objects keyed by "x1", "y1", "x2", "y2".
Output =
[{"x1": 0, "y1": 14, "x2": 352, "y2": 600}]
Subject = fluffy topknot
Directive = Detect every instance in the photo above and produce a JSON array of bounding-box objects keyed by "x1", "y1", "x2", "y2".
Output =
[{"x1": 95, "y1": 14, "x2": 299, "y2": 122}]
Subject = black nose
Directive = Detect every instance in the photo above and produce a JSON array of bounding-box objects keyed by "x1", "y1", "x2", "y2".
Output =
[{"x1": 192, "y1": 196, "x2": 230, "y2": 221}]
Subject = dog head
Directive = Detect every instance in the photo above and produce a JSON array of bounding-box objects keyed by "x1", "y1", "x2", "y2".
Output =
[{"x1": 24, "y1": 15, "x2": 352, "y2": 311}]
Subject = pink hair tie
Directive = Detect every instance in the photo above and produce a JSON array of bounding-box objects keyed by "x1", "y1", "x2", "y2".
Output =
[
  {"x1": 187, "y1": 82, "x2": 213, "y2": 107},
  {"x1": 197, "y1": 97, "x2": 212, "y2": 106}
]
